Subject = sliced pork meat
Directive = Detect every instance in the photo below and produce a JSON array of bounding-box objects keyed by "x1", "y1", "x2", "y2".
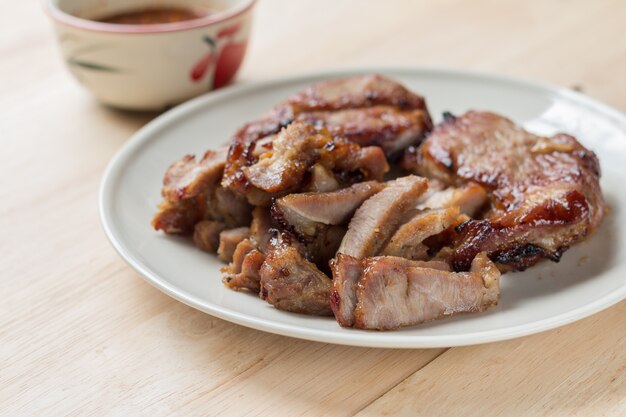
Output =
[
  {"x1": 296, "y1": 106, "x2": 431, "y2": 155},
  {"x1": 231, "y1": 74, "x2": 430, "y2": 146},
  {"x1": 226, "y1": 122, "x2": 389, "y2": 205},
  {"x1": 330, "y1": 254, "x2": 451, "y2": 327},
  {"x1": 152, "y1": 147, "x2": 252, "y2": 234},
  {"x1": 355, "y1": 252, "x2": 500, "y2": 330},
  {"x1": 418, "y1": 183, "x2": 487, "y2": 217},
  {"x1": 153, "y1": 149, "x2": 227, "y2": 235},
  {"x1": 403, "y1": 111, "x2": 604, "y2": 270},
  {"x1": 222, "y1": 74, "x2": 430, "y2": 199},
  {"x1": 222, "y1": 239, "x2": 264, "y2": 292},
  {"x1": 160, "y1": 148, "x2": 228, "y2": 202},
  {"x1": 272, "y1": 181, "x2": 385, "y2": 237},
  {"x1": 337, "y1": 175, "x2": 428, "y2": 258},
  {"x1": 382, "y1": 207, "x2": 461, "y2": 260},
  {"x1": 330, "y1": 252, "x2": 499, "y2": 330},
  {"x1": 221, "y1": 208, "x2": 276, "y2": 290},
  {"x1": 224, "y1": 249, "x2": 265, "y2": 292},
  {"x1": 217, "y1": 227, "x2": 251, "y2": 262},
  {"x1": 259, "y1": 237, "x2": 333, "y2": 316},
  {"x1": 151, "y1": 198, "x2": 201, "y2": 234},
  {"x1": 192, "y1": 220, "x2": 227, "y2": 253},
  {"x1": 243, "y1": 123, "x2": 331, "y2": 194},
  {"x1": 328, "y1": 254, "x2": 362, "y2": 327}
]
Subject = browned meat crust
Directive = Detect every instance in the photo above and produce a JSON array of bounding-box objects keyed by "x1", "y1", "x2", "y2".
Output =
[
  {"x1": 224, "y1": 122, "x2": 389, "y2": 205},
  {"x1": 260, "y1": 237, "x2": 333, "y2": 316},
  {"x1": 295, "y1": 106, "x2": 431, "y2": 155},
  {"x1": 152, "y1": 148, "x2": 252, "y2": 234},
  {"x1": 403, "y1": 111, "x2": 605, "y2": 271},
  {"x1": 228, "y1": 74, "x2": 430, "y2": 147}
]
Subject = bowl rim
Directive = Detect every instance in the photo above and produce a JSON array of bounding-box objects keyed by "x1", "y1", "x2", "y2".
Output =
[{"x1": 44, "y1": 0, "x2": 256, "y2": 34}]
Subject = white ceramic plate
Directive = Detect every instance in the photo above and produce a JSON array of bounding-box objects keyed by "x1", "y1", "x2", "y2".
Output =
[{"x1": 100, "y1": 68, "x2": 626, "y2": 348}]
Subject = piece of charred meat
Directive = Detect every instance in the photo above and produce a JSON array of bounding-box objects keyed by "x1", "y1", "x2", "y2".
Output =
[
  {"x1": 337, "y1": 175, "x2": 428, "y2": 259},
  {"x1": 260, "y1": 234, "x2": 333, "y2": 316},
  {"x1": 229, "y1": 74, "x2": 431, "y2": 149},
  {"x1": 152, "y1": 148, "x2": 252, "y2": 234},
  {"x1": 296, "y1": 106, "x2": 431, "y2": 155},
  {"x1": 221, "y1": 207, "x2": 276, "y2": 291},
  {"x1": 272, "y1": 181, "x2": 385, "y2": 238},
  {"x1": 402, "y1": 111, "x2": 605, "y2": 271},
  {"x1": 226, "y1": 122, "x2": 390, "y2": 205},
  {"x1": 222, "y1": 74, "x2": 431, "y2": 200},
  {"x1": 222, "y1": 239, "x2": 264, "y2": 292},
  {"x1": 217, "y1": 227, "x2": 251, "y2": 262},
  {"x1": 330, "y1": 252, "x2": 500, "y2": 330}
]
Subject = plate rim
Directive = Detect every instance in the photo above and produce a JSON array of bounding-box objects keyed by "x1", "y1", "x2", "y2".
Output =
[{"x1": 99, "y1": 67, "x2": 626, "y2": 348}]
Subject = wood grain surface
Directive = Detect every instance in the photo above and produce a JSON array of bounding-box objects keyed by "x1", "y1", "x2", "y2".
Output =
[{"x1": 1, "y1": 1, "x2": 625, "y2": 416}]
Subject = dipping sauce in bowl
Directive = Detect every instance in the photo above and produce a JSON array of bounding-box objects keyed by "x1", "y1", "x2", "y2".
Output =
[
  {"x1": 46, "y1": 0, "x2": 256, "y2": 110},
  {"x1": 98, "y1": 7, "x2": 209, "y2": 25}
]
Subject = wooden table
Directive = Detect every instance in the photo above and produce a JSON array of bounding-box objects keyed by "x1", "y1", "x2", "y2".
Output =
[{"x1": 2, "y1": 1, "x2": 625, "y2": 415}]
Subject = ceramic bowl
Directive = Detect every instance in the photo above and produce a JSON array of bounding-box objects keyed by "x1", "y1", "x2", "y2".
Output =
[{"x1": 46, "y1": 0, "x2": 256, "y2": 110}]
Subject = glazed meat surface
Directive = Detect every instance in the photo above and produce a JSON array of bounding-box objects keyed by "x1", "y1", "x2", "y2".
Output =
[
  {"x1": 152, "y1": 148, "x2": 252, "y2": 234},
  {"x1": 151, "y1": 75, "x2": 605, "y2": 331},
  {"x1": 296, "y1": 106, "x2": 431, "y2": 155},
  {"x1": 403, "y1": 111, "x2": 604, "y2": 271},
  {"x1": 222, "y1": 75, "x2": 431, "y2": 200},
  {"x1": 229, "y1": 74, "x2": 431, "y2": 147},
  {"x1": 231, "y1": 122, "x2": 389, "y2": 205}
]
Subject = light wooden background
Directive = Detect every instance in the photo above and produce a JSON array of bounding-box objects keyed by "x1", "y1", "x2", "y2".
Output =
[{"x1": 2, "y1": 1, "x2": 625, "y2": 416}]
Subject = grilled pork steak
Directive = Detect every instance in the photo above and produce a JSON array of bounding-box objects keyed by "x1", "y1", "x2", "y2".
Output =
[
  {"x1": 228, "y1": 74, "x2": 431, "y2": 148},
  {"x1": 338, "y1": 175, "x2": 428, "y2": 258},
  {"x1": 222, "y1": 75, "x2": 431, "y2": 199},
  {"x1": 403, "y1": 111, "x2": 604, "y2": 271}
]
